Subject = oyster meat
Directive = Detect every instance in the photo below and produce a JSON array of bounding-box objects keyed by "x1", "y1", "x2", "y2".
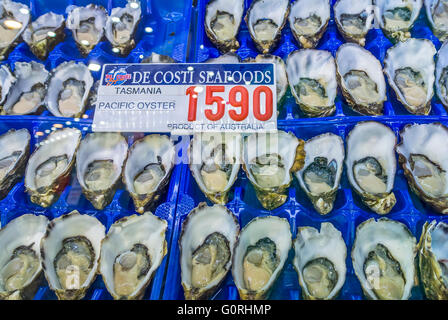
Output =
[
  {"x1": 123, "y1": 134, "x2": 175, "y2": 213},
  {"x1": 426, "y1": 0, "x2": 448, "y2": 40},
  {"x1": 296, "y1": 133, "x2": 344, "y2": 215},
  {"x1": 25, "y1": 128, "x2": 81, "y2": 208},
  {"x1": 0, "y1": 64, "x2": 15, "y2": 106},
  {"x1": 293, "y1": 223, "x2": 347, "y2": 300},
  {"x1": 396, "y1": 123, "x2": 448, "y2": 214},
  {"x1": 352, "y1": 218, "x2": 416, "y2": 300},
  {"x1": 232, "y1": 216, "x2": 291, "y2": 300},
  {"x1": 141, "y1": 52, "x2": 175, "y2": 63},
  {"x1": 40, "y1": 210, "x2": 105, "y2": 300},
  {"x1": 22, "y1": 12, "x2": 65, "y2": 60},
  {"x1": 384, "y1": 38, "x2": 436, "y2": 115},
  {"x1": 288, "y1": 0, "x2": 330, "y2": 49},
  {"x1": 105, "y1": 0, "x2": 141, "y2": 56},
  {"x1": 0, "y1": 128, "x2": 30, "y2": 199},
  {"x1": 435, "y1": 42, "x2": 448, "y2": 110},
  {"x1": 286, "y1": 49, "x2": 337, "y2": 117},
  {"x1": 336, "y1": 43, "x2": 386, "y2": 116},
  {"x1": 0, "y1": 0, "x2": 30, "y2": 60},
  {"x1": 66, "y1": 4, "x2": 108, "y2": 56},
  {"x1": 100, "y1": 212, "x2": 167, "y2": 300},
  {"x1": 204, "y1": 0, "x2": 244, "y2": 53},
  {"x1": 375, "y1": 0, "x2": 422, "y2": 42},
  {"x1": 334, "y1": 0, "x2": 374, "y2": 46},
  {"x1": 76, "y1": 133, "x2": 128, "y2": 210},
  {"x1": 180, "y1": 203, "x2": 239, "y2": 300},
  {"x1": 3, "y1": 61, "x2": 49, "y2": 115},
  {"x1": 189, "y1": 133, "x2": 241, "y2": 204},
  {"x1": 245, "y1": 0, "x2": 290, "y2": 53},
  {"x1": 346, "y1": 121, "x2": 397, "y2": 214},
  {"x1": 45, "y1": 61, "x2": 94, "y2": 118},
  {"x1": 0, "y1": 214, "x2": 48, "y2": 300},
  {"x1": 243, "y1": 130, "x2": 305, "y2": 210}
]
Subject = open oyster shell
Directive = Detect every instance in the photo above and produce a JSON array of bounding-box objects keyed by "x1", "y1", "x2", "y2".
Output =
[
  {"x1": 243, "y1": 130, "x2": 305, "y2": 210},
  {"x1": 245, "y1": 0, "x2": 290, "y2": 53},
  {"x1": 0, "y1": 128, "x2": 30, "y2": 199},
  {"x1": 45, "y1": 61, "x2": 94, "y2": 118},
  {"x1": 0, "y1": 0, "x2": 30, "y2": 60},
  {"x1": 296, "y1": 133, "x2": 344, "y2": 215},
  {"x1": 189, "y1": 133, "x2": 241, "y2": 205},
  {"x1": 204, "y1": 0, "x2": 244, "y2": 53},
  {"x1": 232, "y1": 216, "x2": 291, "y2": 300},
  {"x1": 206, "y1": 52, "x2": 241, "y2": 63},
  {"x1": 352, "y1": 218, "x2": 417, "y2": 300},
  {"x1": 396, "y1": 123, "x2": 448, "y2": 214},
  {"x1": 293, "y1": 222, "x2": 347, "y2": 300},
  {"x1": 40, "y1": 210, "x2": 105, "y2": 300},
  {"x1": 3, "y1": 61, "x2": 49, "y2": 115},
  {"x1": 123, "y1": 134, "x2": 175, "y2": 213},
  {"x1": 105, "y1": 0, "x2": 141, "y2": 56},
  {"x1": 418, "y1": 220, "x2": 448, "y2": 299},
  {"x1": 334, "y1": 0, "x2": 374, "y2": 46},
  {"x1": 346, "y1": 121, "x2": 397, "y2": 214},
  {"x1": 0, "y1": 64, "x2": 15, "y2": 107},
  {"x1": 384, "y1": 38, "x2": 436, "y2": 115},
  {"x1": 286, "y1": 49, "x2": 337, "y2": 117},
  {"x1": 76, "y1": 133, "x2": 128, "y2": 210},
  {"x1": 22, "y1": 12, "x2": 65, "y2": 60},
  {"x1": 141, "y1": 52, "x2": 175, "y2": 63},
  {"x1": 66, "y1": 4, "x2": 108, "y2": 56},
  {"x1": 435, "y1": 41, "x2": 448, "y2": 110},
  {"x1": 100, "y1": 212, "x2": 167, "y2": 300},
  {"x1": 375, "y1": 0, "x2": 423, "y2": 42},
  {"x1": 25, "y1": 128, "x2": 81, "y2": 208},
  {"x1": 180, "y1": 203, "x2": 239, "y2": 300},
  {"x1": 425, "y1": 0, "x2": 448, "y2": 41},
  {"x1": 336, "y1": 43, "x2": 386, "y2": 116},
  {"x1": 289, "y1": 0, "x2": 330, "y2": 49},
  {"x1": 0, "y1": 214, "x2": 48, "y2": 300}
]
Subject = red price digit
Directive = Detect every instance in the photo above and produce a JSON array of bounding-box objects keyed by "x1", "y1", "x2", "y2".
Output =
[
  {"x1": 253, "y1": 86, "x2": 273, "y2": 121},
  {"x1": 186, "y1": 86, "x2": 198, "y2": 121},
  {"x1": 228, "y1": 86, "x2": 249, "y2": 121},
  {"x1": 205, "y1": 86, "x2": 225, "y2": 121}
]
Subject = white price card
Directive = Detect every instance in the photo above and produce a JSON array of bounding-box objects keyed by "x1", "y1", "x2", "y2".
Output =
[{"x1": 92, "y1": 63, "x2": 277, "y2": 133}]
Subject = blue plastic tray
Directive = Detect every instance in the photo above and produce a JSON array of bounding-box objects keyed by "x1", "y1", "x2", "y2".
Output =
[
  {"x1": 0, "y1": 118, "x2": 183, "y2": 300},
  {"x1": 162, "y1": 117, "x2": 448, "y2": 300}
]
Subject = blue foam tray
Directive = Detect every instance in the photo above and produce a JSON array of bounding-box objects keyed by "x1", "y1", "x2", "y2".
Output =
[{"x1": 0, "y1": 118, "x2": 183, "y2": 300}]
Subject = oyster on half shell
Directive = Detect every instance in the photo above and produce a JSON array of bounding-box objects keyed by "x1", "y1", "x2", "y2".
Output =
[
  {"x1": 141, "y1": 52, "x2": 175, "y2": 63},
  {"x1": 0, "y1": 64, "x2": 15, "y2": 107},
  {"x1": 425, "y1": 0, "x2": 448, "y2": 41},
  {"x1": 0, "y1": 0, "x2": 30, "y2": 60},
  {"x1": 206, "y1": 52, "x2": 241, "y2": 63},
  {"x1": 435, "y1": 41, "x2": 448, "y2": 110}
]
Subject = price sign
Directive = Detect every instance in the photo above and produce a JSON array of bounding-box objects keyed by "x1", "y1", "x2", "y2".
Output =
[{"x1": 92, "y1": 63, "x2": 277, "y2": 133}]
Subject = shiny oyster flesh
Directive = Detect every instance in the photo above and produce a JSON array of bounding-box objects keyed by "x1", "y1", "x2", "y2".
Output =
[
  {"x1": 293, "y1": 223, "x2": 347, "y2": 300},
  {"x1": 180, "y1": 203, "x2": 239, "y2": 300},
  {"x1": 286, "y1": 49, "x2": 337, "y2": 117},
  {"x1": 40, "y1": 211, "x2": 105, "y2": 300},
  {"x1": 352, "y1": 218, "x2": 416, "y2": 300},
  {"x1": 100, "y1": 212, "x2": 167, "y2": 300},
  {"x1": 0, "y1": 0, "x2": 30, "y2": 60},
  {"x1": 232, "y1": 216, "x2": 291, "y2": 300},
  {"x1": 66, "y1": 4, "x2": 108, "y2": 56},
  {"x1": 243, "y1": 130, "x2": 305, "y2": 210},
  {"x1": 336, "y1": 43, "x2": 386, "y2": 115},
  {"x1": 0, "y1": 129, "x2": 30, "y2": 199},
  {"x1": 245, "y1": 0, "x2": 290, "y2": 53},
  {"x1": 141, "y1": 52, "x2": 175, "y2": 63},
  {"x1": 105, "y1": 0, "x2": 141, "y2": 56},
  {"x1": 0, "y1": 214, "x2": 48, "y2": 300},
  {"x1": 375, "y1": 0, "x2": 422, "y2": 42},
  {"x1": 189, "y1": 133, "x2": 241, "y2": 204},
  {"x1": 45, "y1": 61, "x2": 94, "y2": 118},
  {"x1": 289, "y1": 0, "x2": 330, "y2": 49},
  {"x1": 426, "y1": 0, "x2": 448, "y2": 40},
  {"x1": 0, "y1": 64, "x2": 15, "y2": 106},
  {"x1": 76, "y1": 133, "x2": 128, "y2": 210},
  {"x1": 22, "y1": 12, "x2": 65, "y2": 60},
  {"x1": 334, "y1": 0, "x2": 374, "y2": 46},
  {"x1": 25, "y1": 128, "x2": 81, "y2": 208},
  {"x1": 296, "y1": 133, "x2": 344, "y2": 215},
  {"x1": 123, "y1": 134, "x2": 175, "y2": 213},
  {"x1": 435, "y1": 42, "x2": 448, "y2": 110},
  {"x1": 206, "y1": 52, "x2": 241, "y2": 63},
  {"x1": 418, "y1": 220, "x2": 448, "y2": 299},
  {"x1": 3, "y1": 61, "x2": 49, "y2": 115},
  {"x1": 396, "y1": 123, "x2": 448, "y2": 214},
  {"x1": 205, "y1": 0, "x2": 244, "y2": 53},
  {"x1": 346, "y1": 122, "x2": 397, "y2": 214},
  {"x1": 384, "y1": 38, "x2": 436, "y2": 115}
]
